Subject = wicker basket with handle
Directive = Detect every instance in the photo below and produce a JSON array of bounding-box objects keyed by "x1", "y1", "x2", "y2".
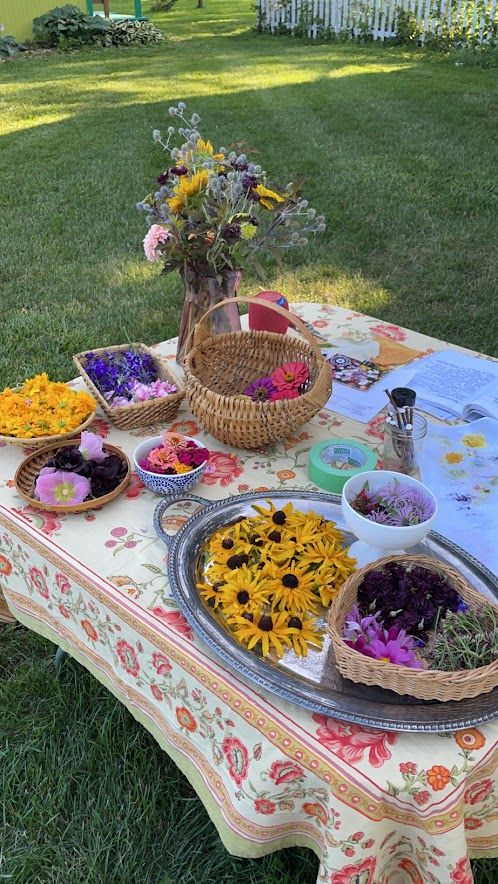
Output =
[
  {"x1": 73, "y1": 343, "x2": 184, "y2": 431},
  {"x1": 15, "y1": 439, "x2": 131, "y2": 514},
  {"x1": 183, "y1": 297, "x2": 332, "y2": 449},
  {"x1": 328, "y1": 553, "x2": 498, "y2": 701}
]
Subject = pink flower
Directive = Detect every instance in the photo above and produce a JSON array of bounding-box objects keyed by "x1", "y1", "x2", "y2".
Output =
[
  {"x1": 222, "y1": 736, "x2": 249, "y2": 786},
  {"x1": 28, "y1": 566, "x2": 49, "y2": 599},
  {"x1": 312, "y1": 714, "x2": 397, "y2": 767},
  {"x1": 450, "y1": 857, "x2": 473, "y2": 884},
  {"x1": 125, "y1": 473, "x2": 146, "y2": 499},
  {"x1": 464, "y1": 778, "x2": 494, "y2": 805},
  {"x1": 272, "y1": 361, "x2": 309, "y2": 392},
  {"x1": 414, "y1": 790, "x2": 430, "y2": 806},
  {"x1": 143, "y1": 224, "x2": 170, "y2": 261},
  {"x1": 79, "y1": 431, "x2": 106, "y2": 462},
  {"x1": 147, "y1": 445, "x2": 178, "y2": 470},
  {"x1": 271, "y1": 387, "x2": 300, "y2": 401},
  {"x1": 130, "y1": 379, "x2": 177, "y2": 401},
  {"x1": 330, "y1": 856, "x2": 377, "y2": 884},
  {"x1": 254, "y1": 798, "x2": 276, "y2": 815},
  {"x1": 151, "y1": 607, "x2": 193, "y2": 640},
  {"x1": 35, "y1": 470, "x2": 91, "y2": 506},
  {"x1": 369, "y1": 322, "x2": 406, "y2": 342},
  {"x1": 400, "y1": 762, "x2": 418, "y2": 776},
  {"x1": 55, "y1": 572, "x2": 71, "y2": 594},
  {"x1": 152, "y1": 651, "x2": 172, "y2": 675},
  {"x1": 366, "y1": 413, "x2": 386, "y2": 441},
  {"x1": 13, "y1": 504, "x2": 62, "y2": 536},
  {"x1": 116, "y1": 639, "x2": 140, "y2": 677},
  {"x1": 150, "y1": 683, "x2": 164, "y2": 701},
  {"x1": 269, "y1": 760, "x2": 304, "y2": 784},
  {"x1": 202, "y1": 451, "x2": 243, "y2": 487}
]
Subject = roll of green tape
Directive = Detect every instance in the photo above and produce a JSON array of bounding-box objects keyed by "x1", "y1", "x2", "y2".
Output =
[{"x1": 308, "y1": 439, "x2": 378, "y2": 494}]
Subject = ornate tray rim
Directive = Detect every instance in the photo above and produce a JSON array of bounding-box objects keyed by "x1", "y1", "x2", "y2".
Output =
[{"x1": 154, "y1": 489, "x2": 498, "y2": 733}]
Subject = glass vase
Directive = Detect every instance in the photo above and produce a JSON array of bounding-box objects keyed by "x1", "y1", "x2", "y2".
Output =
[
  {"x1": 382, "y1": 411, "x2": 428, "y2": 477},
  {"x1": 176, "y1": 267, "x2": 242, "y2": 366}
]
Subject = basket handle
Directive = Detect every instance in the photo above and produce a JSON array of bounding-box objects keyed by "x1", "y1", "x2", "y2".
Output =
[
  {"x1": 153, "y1": 494, "x2": 207, "y2": 549},
  {"x1": 187, "y1": 296, "x2": 326, "y2": 361}
]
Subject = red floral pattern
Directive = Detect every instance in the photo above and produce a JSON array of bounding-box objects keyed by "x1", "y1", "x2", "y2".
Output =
[
  {"x1": 28, "y1": 566, "x2": 49, "y2": 599},
  {"x1": 116, "y1": 639, "x2": 140, "y2": 677},
  {"x1": 202, "y1": 451, "x2": 243, "y2": 487},
  {"x1": 450, "y1": 857, "x2": 473, "y2": 884},
  {"x1": 55, "y1": 572, "x2": 71, "y2": 594},
  {"x1": 464, "y1": 778, "x2": 493, "y2": 805},
  {"x1": 0, "y1": 554, "x2": 12, "y2": 575},
  {"x1": 151, "y1": 607, "x2": 193, "y2": 640},
  {"x1": 369, "y1": 322, "x2": 406, "y2": 341},
  {"x1": 222, "y1": 736, "x2": 249, "y2": 787},
  {"x1": 176, "y1": 706, "x2": 197, "y2": 732},
  {"x1": 152, "y1": 652, "x2": 172, "y2": 675},
  {"x1": 330, "y1": 856, "x2": 376, "y2": 883},
  {"x1": 254, "y1": 798, "x2": 276, "y2": 815},
  {"x1": 269, "y1": 760, "x2": 304, "y2": 784},
  {"x1": 312, "y1": 715, "x2": 397, "y2": 768}
]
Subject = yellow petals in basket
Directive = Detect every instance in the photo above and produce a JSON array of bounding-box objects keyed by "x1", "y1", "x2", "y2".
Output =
[{"x1": 0, "y1": 373, "x2": 96, "y2": 445}]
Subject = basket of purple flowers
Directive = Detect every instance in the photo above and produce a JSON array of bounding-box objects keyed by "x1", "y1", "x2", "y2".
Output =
[
  {"x1": 73, "y1": 343, "x2": 184, "y2": 430},
  {"x1": 328, "y1": 554, "x2": 498, "y2": 701}
]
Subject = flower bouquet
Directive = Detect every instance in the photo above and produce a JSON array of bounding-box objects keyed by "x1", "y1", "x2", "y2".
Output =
[
  {"x1": 73, "y1": 343, "x2": 184, "y2": 430},
  {"x1": 0, "y1": 373, "x2": 96, "y2": 447},
  {"x1": 328, "y1": 554, "x2": 498, "y2": 701},
  {"x1": 15, "y1": 431, "x2": 130, "y2": 514},
  {"x1": 197, "y1": 500, "x2": 356, "y2": 659},
  {"x1": 138, "y1": 101, "x2": 326, "y2": 364}
]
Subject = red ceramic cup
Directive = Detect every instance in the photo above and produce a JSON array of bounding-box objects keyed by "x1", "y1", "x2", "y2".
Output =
[{"x1": 248, "y1": 291, "x2": 290, "y2": 334}]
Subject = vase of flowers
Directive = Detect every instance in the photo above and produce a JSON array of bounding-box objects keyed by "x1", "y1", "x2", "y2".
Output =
[{"x1": 139, "y1": 101, "x2": 325, "y2": 364}]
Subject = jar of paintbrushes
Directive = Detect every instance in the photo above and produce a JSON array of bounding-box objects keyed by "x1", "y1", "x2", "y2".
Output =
[{"x1": 383, "y1": 387, "x2": 428, "y2": 477}]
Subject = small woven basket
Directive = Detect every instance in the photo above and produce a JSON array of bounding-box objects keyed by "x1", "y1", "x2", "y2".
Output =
[
  {"x1": 15, "y1": 439, "x2": 131, "y2": 514},
  {"x1": 73, "y1": 343, "x2": 184, "y2": 431},
  {"x1": 328, "y1": 554, "x2": 498, "y2": 701},
  {"x1": 0, "y1": 408, "x2": 96, "y2": 449},
  {"x1": 183, "y1": 297, "x2": 332, "y2": 449}
]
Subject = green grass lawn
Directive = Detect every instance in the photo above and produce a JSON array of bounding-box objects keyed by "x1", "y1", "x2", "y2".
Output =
[{"x1": 1, "y1": 2, "x2": 498, "y2": 881}]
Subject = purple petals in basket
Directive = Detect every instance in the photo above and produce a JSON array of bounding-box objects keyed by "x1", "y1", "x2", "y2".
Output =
[
  {"x1": 342, "y1": 606, "x2": 422, "y2": 669},
  {"x1": 84, "y1": 349, "x2": 177, "y2": 407},
  {"x1": 34, "y1": 432, "x2": 127, "y2": 505}
]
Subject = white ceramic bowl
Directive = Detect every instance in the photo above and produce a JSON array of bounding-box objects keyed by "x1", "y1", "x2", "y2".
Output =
[
  {"x1": 133, "y1": 435, "x2": 207, "y2": 496},
  {"x1": 341, "y1": 470, "x2": 438, "y2": 566}
]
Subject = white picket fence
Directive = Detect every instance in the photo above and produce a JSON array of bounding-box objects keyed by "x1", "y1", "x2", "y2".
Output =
[{"x1": 257, "y1": 0, "x2": 498, "y2": 44}]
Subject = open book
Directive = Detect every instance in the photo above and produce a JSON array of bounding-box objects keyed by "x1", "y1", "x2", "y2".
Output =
[{"x1": 409, "y1": 350, "x2": 498, "y2": 421}]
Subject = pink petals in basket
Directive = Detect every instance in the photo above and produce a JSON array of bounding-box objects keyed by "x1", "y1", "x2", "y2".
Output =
[{"x1": 243, "y1": 361, "x2": 310, "y2": 403}]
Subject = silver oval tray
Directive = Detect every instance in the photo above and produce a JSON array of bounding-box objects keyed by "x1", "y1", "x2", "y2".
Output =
[{"x1": 154, "y1": 489, "x2": 498, "y2": 732}]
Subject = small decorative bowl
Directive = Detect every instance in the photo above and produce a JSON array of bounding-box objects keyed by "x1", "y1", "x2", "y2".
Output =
[
  {"x1": 341, "y1": 469, "x2": 438, "y2": 567},
  {"x1": 133, "y1": 435, "x2": 208, "y2": 496}
]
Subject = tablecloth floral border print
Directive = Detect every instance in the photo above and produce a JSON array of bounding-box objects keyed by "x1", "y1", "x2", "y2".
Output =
[{"x1": 2, "y1": 304, "x2": 498, "y2": 884}]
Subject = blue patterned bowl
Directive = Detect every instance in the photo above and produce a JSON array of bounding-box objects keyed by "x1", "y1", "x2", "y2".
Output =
[{"x1": 133, "y1": 435, "x2": 207, "y2": 496}]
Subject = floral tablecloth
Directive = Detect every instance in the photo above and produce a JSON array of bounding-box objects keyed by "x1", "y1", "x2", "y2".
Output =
[{"x1": 1, "y1": 303, "x2": 497, "y2": 884}]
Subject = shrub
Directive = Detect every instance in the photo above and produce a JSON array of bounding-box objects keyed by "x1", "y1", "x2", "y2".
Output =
[
  {"x1": 151, "y1": 0, "x2": 178, "y2": 10},
  {"x1": 103, "y1": 19, "x2": 165, "y2": 45},
  {"x1": 33, "y1": 4, "x2": 111, "y2": 48},
  {"x1": 0, "y1": 34, "x2": 27, "y2": 57}
]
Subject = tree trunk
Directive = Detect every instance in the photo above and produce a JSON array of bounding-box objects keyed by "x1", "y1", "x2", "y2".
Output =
[{"x1": 196, "y1": 0, "x2": 204, "y2": 7}]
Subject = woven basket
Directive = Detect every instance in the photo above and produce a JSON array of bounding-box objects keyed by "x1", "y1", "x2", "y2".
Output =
[
  {"x1": 328, "y1": 554, "x2": 498, "y2": 701},
  {"x1": 14, "y1": 439, "x2": 131, "y2": 514},
  {"x1": 0, "y1": 407, "x2": 96, "y2": 449},
  {"x1": 183, "y1": 297, "x2": 332, "y2": 449},
  {"x1": 73, "y1": 343, "x2": 184, "y2": 431}
]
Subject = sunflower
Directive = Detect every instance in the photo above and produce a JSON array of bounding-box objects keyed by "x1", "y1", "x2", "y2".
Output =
[
  {"x1": 196, "y1": 138, "x2": 225, "y2": 161},
  {"x1": 167, "y1": 169, "x2": 209, "y2": 215},
  {"x1": 219, "y1": 565, "x2": 272, "y2": 615},
  {"x1": 231, "y1": 609, "x2": 293, "y2": 657},
  {"x1": 265, "y1": 561, "x2": 318, "y2": 612},
  {"x1": 286, "y1": 614, "x2": 324, "y2": 657}
]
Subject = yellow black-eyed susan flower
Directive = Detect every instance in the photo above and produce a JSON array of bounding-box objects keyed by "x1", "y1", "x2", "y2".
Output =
[
  {"x1": 231, "y1": 609, "x2": 293, "y2": 658},
  {"x1": 286, "y1": 613, "x2": 324, "y2": 657},
  {"x1": 265, "y1": 561, "x2": 318, "y2": 612},
  {"x1": 219, "y1": 565, "x2": 272, "y2": 616}
]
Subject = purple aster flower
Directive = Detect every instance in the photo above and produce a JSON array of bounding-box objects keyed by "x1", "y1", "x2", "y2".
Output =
[
  {"x1": 244, "y1": 377, "x2": 277, "y2": 402},
  {"x1": 170, "y1": 165, "x2": 188, "y2": 176},
  {"x1": 367, "y1": 508, "x2": 391, "y2": 524},
  {"x1": 367, "y1": 635, "x2": 422, "y2": 668},
  {"x1": 35, "y1": 470, "x2": 91, "y2": 506},
  {"x1": 343, "y1": 605, "x2": 383, "y2": 642},
  {"x1": 79, "y1": 431, "x2": 106, "y2": 462}
]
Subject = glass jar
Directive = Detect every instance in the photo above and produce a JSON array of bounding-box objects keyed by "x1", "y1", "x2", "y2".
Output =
[{"x1": 382, "y1": 411, "x2": 428, "y2": 477}]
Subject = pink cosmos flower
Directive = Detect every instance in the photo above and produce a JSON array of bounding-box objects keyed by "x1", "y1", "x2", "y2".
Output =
[
  {"x1": 130, "y1": 379, "x2": 177, "y2": 401},
  {"x1": 143, "y1": 224, "x2": 171, "y2": 261},
  {"x1": 272, "y1": 361, "x2": 309, "y2": 391},
  {"x1": 35, "y1": 470, "x2": 91, "y2": 506},
  {"x1": 79, "y1": 431, "x2": 106, "y2": 462}
]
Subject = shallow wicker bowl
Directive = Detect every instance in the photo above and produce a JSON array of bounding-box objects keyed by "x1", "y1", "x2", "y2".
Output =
[
  {"x1": 133, "y1": 435, "x2": 207, "y2": 496},
  {"x1": 14, "y1": 438, "x2": 131, "y2": 514},
  {"x1": 73, "y1": 343, "x2": 184, "y2": 431},
  {"x1": 328, "y1": 553, "x2": 498, "y2": 702},
  {"x1": 184, "y1": 297, "x2": 332, "y2": 450},
  {"x1": 0, "y1": 407, "x2": 96, "y2": 449}
]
